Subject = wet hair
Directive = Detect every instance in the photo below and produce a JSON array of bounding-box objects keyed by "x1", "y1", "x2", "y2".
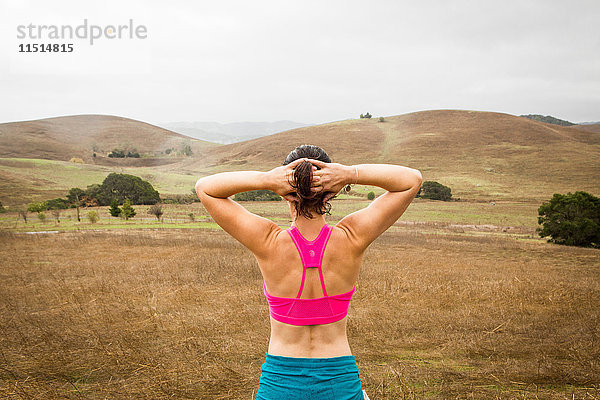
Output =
[{"x1": 283, "y1": 144, "x2": 332, "y2": 220}]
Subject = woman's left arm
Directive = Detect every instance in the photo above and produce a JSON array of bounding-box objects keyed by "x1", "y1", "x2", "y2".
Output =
[{"x1": 195, "y1": 158, "x2": 307, "y2": 258}]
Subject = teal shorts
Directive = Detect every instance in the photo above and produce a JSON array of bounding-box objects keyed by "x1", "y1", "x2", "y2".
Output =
[{"x1": 256, "y1": 353, "x2": 365, "y2": 400}]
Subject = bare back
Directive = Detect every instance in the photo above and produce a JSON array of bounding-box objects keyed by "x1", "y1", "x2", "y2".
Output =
[{"x1": 255, "y1": 223, "x2": 364, "y2": 358}]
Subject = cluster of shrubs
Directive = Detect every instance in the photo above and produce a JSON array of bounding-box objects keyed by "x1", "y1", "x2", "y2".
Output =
[
  {"x1": 234, "y1": 190, "x2": 281, "y2": 201},
  {"x1": 359, "y1": 113, "x2": 385, "y2": 122},
  {"x1": 109, "y1": 198, "x2": 136, "y2": 220},
  {"x1": 27, "y1": 172, "x2": 160, "y2": 213},
  {"x1": 164, "y1": 144, "x2": 192, "y2": 156},
  {"x1": 416, "y1": 181, "x2": 453, "y2": 201},
  {"x1": 108, "y1": 149, "x2": 140, "y2": 158}
]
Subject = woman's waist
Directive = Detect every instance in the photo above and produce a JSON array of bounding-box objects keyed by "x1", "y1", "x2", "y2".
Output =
[
  {"x1": 262, "y1": 352, "x2": 358, "y2": 370},
  {"x1": 268, "y1": 318, "x2": 351, "y2": 358}
]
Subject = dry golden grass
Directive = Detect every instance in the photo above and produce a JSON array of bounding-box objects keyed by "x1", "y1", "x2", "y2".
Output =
[{"x1": 1, "y1": 225, "x2": 599, "y2": 399}]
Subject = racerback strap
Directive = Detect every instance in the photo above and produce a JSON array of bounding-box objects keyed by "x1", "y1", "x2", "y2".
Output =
[{"x1": 287, "y1": 224, "x2": 333, "y2": 298}]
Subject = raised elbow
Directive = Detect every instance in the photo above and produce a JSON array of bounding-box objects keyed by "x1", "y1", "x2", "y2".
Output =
[
  {"x1": 415, "y1": 170, "x2": 423, "y2": 183},
  {"x1": 195, "y1": 178, "x2": 207, "y2": 197},
  {"x1": 413, "y1": 170, "x2": 423, "y2": 188}
]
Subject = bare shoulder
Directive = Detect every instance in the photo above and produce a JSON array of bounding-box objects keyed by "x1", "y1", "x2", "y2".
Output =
[
  {"x1": 266, "y1": 223, "x2": 286, "y2": 248},
  {"x1": 331, "y1": 220, "x2": 365, "y2": 258}
]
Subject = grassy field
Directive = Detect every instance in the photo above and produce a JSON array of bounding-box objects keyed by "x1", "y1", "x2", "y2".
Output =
[
  {"x1": 1, "y1": 200, "x2": 599, "y2": 399},
  {"x1": 0, "y1": 198, "x2": 542, "y2": 236},
  {"x1": 0, "y1": 228, "x2": 598, "y2": 399},
  {"x1": 0, "y1": 157, "x2": 201, "y2": 206}
]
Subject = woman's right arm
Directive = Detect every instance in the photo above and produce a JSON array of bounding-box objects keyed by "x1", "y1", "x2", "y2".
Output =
[{"x1": 309, "y1": 161, "x2": 423, "y2": 254}]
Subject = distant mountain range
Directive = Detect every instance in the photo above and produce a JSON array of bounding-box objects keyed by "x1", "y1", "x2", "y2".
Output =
[{"x1": 158, "y1": 121, "x2": 314, "y2": 144}]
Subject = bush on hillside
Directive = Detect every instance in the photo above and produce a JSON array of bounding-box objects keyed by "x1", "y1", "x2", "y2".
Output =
[
  {"x1": 359, "y1": 112, "x2": 372, "y2": 119},
  {"x1": 536, "y1": 191, "x2": 600, "y2": 248},
  {"x1": 181, "y1": 144, "x2": 193, "y2": 156},
  {"x1": 108, "y1": 148, "x2": 140, "y2": 158},
  {"x1": 367, "y1": 191, "x2": 375, "y2": 200},
  {"x1": 417, "y1": 181, "x2": 452, "y2": 201},
  {"x1": 233, "y1": 190, "x2": 282, "y2": 201},
  {"x1": 0, "y1": 200, "x2": 6, "y2": 213}
]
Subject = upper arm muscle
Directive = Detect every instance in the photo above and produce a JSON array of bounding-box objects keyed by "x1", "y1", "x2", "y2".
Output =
[
  {"x1": 337, "y1": 183, "x2": 421, "y2": 252},
  {"x1": 195, "y1": 186, "x2": 278, "y2": 258}
]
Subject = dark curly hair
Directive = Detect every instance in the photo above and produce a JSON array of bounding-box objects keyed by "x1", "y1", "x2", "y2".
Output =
[{"x1": 283, "y1": 144, "x2": 333, "y2": 220}]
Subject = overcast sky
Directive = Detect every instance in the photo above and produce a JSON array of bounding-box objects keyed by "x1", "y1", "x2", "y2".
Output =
[{"x1": 1, "y1": 0, "x2": 599, "y2": 125}]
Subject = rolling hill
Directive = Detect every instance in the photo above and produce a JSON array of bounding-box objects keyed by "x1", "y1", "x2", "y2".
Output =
[
  {"x1": 574, "y1": 123, "x2": 600, "y2": 134},
  {"x1": 0, "y1": 114, "x2": 219, "y2": 165},
  {"x1": 0, "y1": 110, "x2": 598, "y2": 206},
  {"x1": 172, "y1": 110, "x2": 599, "y2": 202}
]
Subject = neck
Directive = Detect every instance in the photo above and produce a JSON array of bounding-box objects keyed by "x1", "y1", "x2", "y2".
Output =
[{"x1": 291, "y1": 213, "x2": 326, "y2": 233}]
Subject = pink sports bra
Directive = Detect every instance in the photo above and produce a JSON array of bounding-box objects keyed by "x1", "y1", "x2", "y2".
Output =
[{"x1": 263, "y1": 223, "x2": 356, "y2": 326}]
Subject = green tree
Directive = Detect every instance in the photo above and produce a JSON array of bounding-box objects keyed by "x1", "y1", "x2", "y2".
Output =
[
  {"x1": 367, "y1": 191, "x2": 375, "y2": 200},
  {"x1": 45, "y1": 198, "x2": 70, "y2": 210},
  {"x1": 109, "y1": 198, "x2": 122, "y2": 217},
  {"x1": 233, "y1": 190, "x2": 282, "y2": 201},
  {"x1": 84, "y1": 184, "x2": 103, "y2": 205},
  {"x1": 96, "y1": 173, "x2": 160, "y2": 205},
  {"x1": 67, "y1": 188, "x2": 86, "y2": 204},
  {"x1": 27, "y1": 202, "x2": 47, "y2": 212},
  {"x1": 417, "y1": 181, "x2": 452, "y2": 201},
  {"x1": 67, "y1": 187, "x2": 85, "y2": 222},
  {"x1": 121, "y1": 198, "x2": 136, "y2": 220},
  {"x1": 536, "y1": 191, "x2": 600, "y2": 248}
]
